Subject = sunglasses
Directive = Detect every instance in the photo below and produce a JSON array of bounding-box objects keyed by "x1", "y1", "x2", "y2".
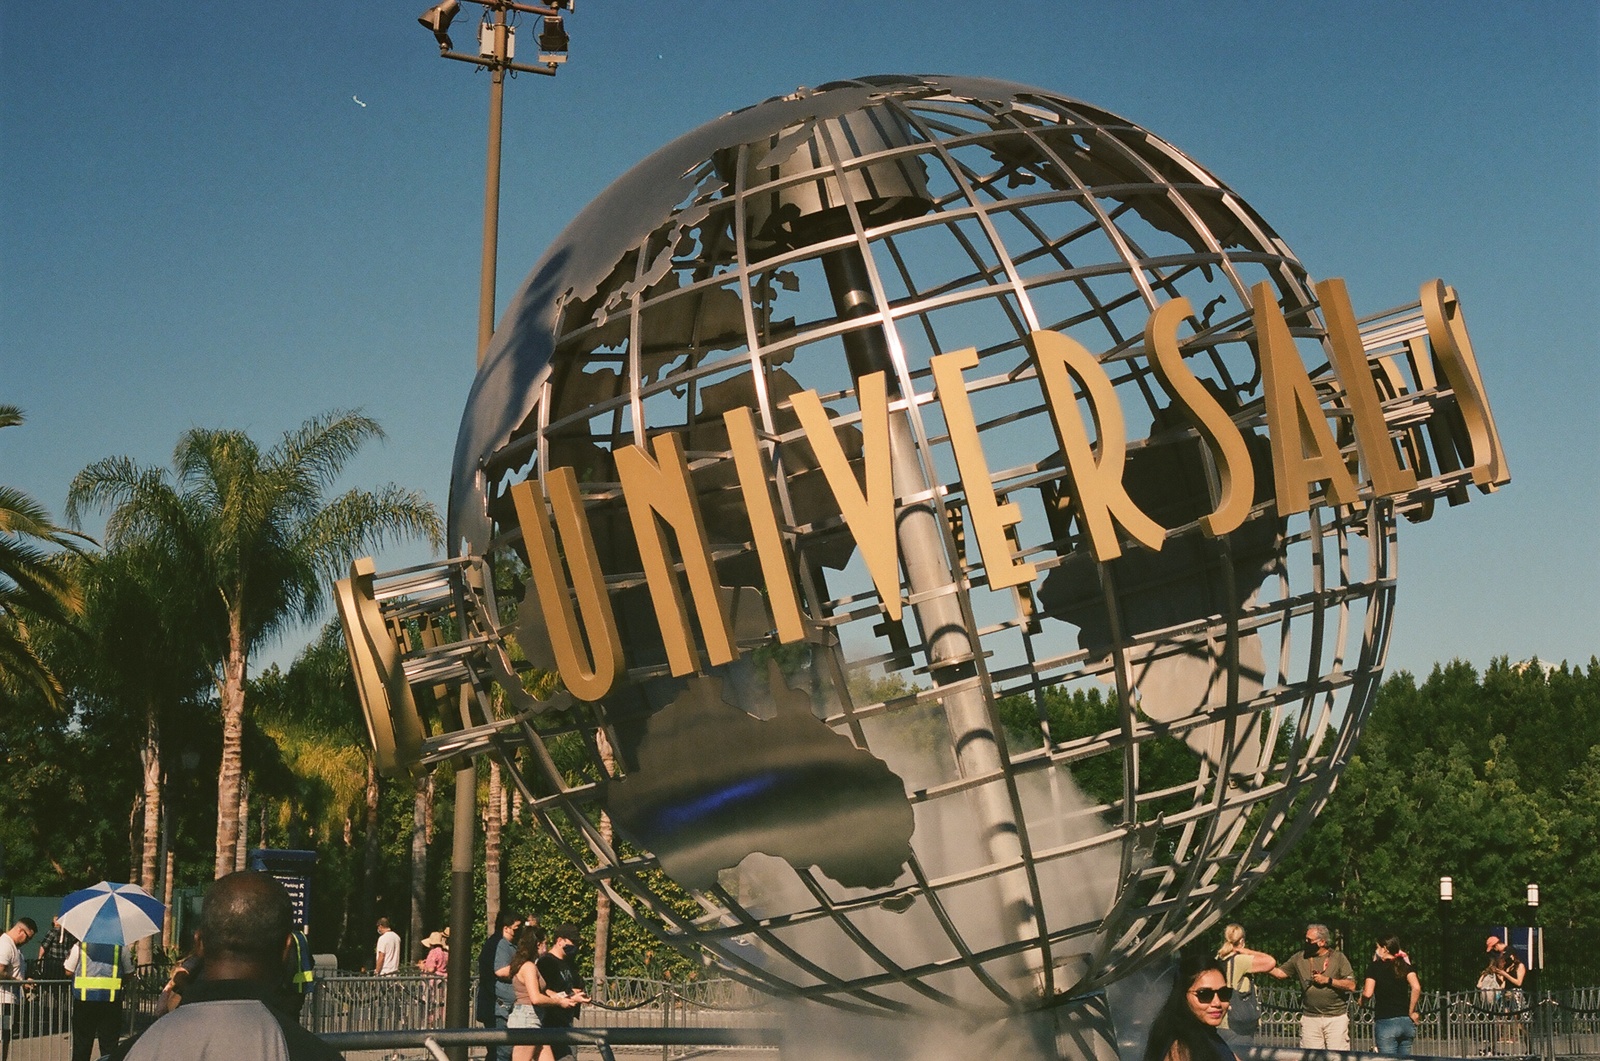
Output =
[{"x1": 1191, "y1": 987, "x2": 1235, "y2": 1003}]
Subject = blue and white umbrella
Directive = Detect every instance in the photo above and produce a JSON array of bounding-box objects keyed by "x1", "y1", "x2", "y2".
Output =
[{"x1": 58, "y1": 882, "x2": 164, "y2": 946}]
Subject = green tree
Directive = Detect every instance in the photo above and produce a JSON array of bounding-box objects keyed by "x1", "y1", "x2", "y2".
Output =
[
  {"x1": 67, "y1": 410, "x2": 444, "y2": 879},
  {"x1": 1233, "y1": 658, "x2": 1600, "y2": 932},
  {"x1": 57, "y1": 542, "x2": 215, "y2": 961},
  {"x1": 0, "y1": 405, "x2": 86, "y2": 709}
]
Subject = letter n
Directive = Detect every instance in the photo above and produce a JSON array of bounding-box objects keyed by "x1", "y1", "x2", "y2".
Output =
[{"x1": 616, "y1": 433, "x2": 739, "y2": 676}]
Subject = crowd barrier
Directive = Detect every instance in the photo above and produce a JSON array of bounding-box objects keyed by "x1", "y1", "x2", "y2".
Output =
[
  {"x1": 8, "y1": 973, "x2": 1600, "y2": 1059},
  {"x1": 1249, "y1": 982, "x2": 1600, "y2": 1059}
]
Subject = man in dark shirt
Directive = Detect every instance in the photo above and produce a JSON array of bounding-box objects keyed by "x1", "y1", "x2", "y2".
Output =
[
  {"x1": 533, "y1": 926, "x2": 590, "y2": 1060},
  {"x1": 475, "y1": 912, "x2": 521, "y2": 1061}
]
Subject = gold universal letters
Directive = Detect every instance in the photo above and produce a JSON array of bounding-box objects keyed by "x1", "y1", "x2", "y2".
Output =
[
  {"x1": 723, "y1": 406, "x2": 808, "y2": 644},
  {"x1": 507, "y1": 276, "x2": 1501, "y2": 695},
  {"x1": 615, "y1": 433, "x2": 739, "y2": 676},
  {"x1": 509, "y1": 470, "x2": 624, "y2": 701},
  {"x1": 1144, "y1": 298, "x2": 1255, "y2": 538},
  {"x1": 929, "y1": 348, "x2": 1037, "y2": 589},
  {"x1": 1027, "y1": 328, "x2": 1166, "y2": 561},
  {"x1": 1421, "y1": 279, "x2": 1507, "y2": 489},
  {"x1": 789, "y1": 371, "x2": 904, "y2": 621},
  {"x1": 1316, "y1": 278, "x2": 1418, "y2": 498},
  {"x1": 1253, "y1": 280, "x2": 1361, "y2": 515}
]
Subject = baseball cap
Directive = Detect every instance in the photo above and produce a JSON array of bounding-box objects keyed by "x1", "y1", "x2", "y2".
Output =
[{"x1": 1486, "y1": 935, "x2": 1501, "y2": 951}]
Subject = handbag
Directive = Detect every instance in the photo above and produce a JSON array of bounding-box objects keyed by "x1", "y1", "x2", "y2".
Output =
[
  {"x1": 1227, "y1": 955, "x2": 1261, "y2": 1030},
  {"x1": 1476, "y1": 971, "x2": 1500, "y2": 1008}
]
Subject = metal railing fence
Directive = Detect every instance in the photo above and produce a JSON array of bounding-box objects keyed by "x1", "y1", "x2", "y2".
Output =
[
  {"x1": 1250, "y1": 982, "x2": 1600, "y2": 1059},
  {"x1": 8, "y1": 973, "x2": 1600, "y2": 1059}
]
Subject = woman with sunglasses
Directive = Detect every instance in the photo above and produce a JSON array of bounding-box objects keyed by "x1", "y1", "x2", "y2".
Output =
[{"x1": 1143, "y1": 955, "x2": 1239, "y2": 1061}]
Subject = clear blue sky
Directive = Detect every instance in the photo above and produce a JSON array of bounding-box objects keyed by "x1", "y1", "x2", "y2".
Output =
[{"x1": 3, "y1": 1, "x2": 1595, "y2": 678}]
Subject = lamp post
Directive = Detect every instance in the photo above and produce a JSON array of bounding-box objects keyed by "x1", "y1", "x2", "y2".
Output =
[
  {"x1": 1439, "y1": 875, "x2": 1454, "y2": 989},
  {"x1": 417, "y1": 0, "x2": 570, "y2": 362},
  {"x1": 414, "y1": 2, "x2": 572, "y2": 1049},
  {"x1": 1525, "y1": 882, "x2": 1540, "y2": 977}
]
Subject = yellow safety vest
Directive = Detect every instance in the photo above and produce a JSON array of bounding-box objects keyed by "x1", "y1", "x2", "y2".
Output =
[
  {"x1": 289, "y1": 930, "x2": 314, "y2": 992},
  {"x1": 73, "y1": 944, "x2": 123, "y2": 1002}
]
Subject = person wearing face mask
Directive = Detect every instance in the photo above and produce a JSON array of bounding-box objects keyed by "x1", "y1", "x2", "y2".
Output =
[
  {"x1": 1268, "y1": 922, "x2": 1356, "y2": 1050},
  {"x1": 532, "y1": 926, "x2": 590, "y2": 1061}
]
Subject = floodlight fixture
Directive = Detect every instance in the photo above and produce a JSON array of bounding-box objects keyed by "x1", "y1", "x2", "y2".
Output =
[
  {"x1": 418, "y1": 0, "x2": 460, "y2": 50},
  {"x1": 537, "y1": 15, "x2": 568, "y2": 53}
]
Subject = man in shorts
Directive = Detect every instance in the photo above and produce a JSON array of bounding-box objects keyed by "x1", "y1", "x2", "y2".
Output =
[{"x1": 1269, "y1": 922, "x2": 1356, "y2": 1049}]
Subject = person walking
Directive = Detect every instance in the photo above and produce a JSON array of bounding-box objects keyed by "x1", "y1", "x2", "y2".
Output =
[
  {"x1": 533, "y1": 926, "x2": 590, "y2": 1061},
  {"x1": 1142, "y1": 954, "x2": 1238, "y2": 1061},
  {"x1": 1269, "y1": 922, "x2": 1356, "y2": 1050},
  {"x1": 1214, "y1": 923, "x2": 1275, "y2": 1044},
  {"x1": 1363, "y1": 934, "x2": 1422, "y2": 1057},
  {"x1": 64, "y1": 934, "x2": 134, "y2": 1061},
  {"x1": 0, "y1": 918, "x2": 36, "y2": 1061},
  {"x1": 373, "y1": 918, "x2": 401, "y2": 975},
  {"x1": 476, "y1": 912, "x2": 523, "y2": 1061},
  {"x1": 507, "y1": 926, "x2": 557, "y2": 1061}
]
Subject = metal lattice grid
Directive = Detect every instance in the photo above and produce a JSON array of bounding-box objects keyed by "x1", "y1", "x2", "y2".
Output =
[{"x1": 412, "y1": 75, "x2": 1489, "y2": 1016}]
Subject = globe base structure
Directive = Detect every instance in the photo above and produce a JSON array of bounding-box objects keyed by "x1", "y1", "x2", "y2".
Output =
[{"x1": 339, "y1": 74, "x2": 1507, "y2": 1027}]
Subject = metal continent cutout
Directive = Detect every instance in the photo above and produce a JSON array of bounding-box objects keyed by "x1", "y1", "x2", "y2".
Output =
[{"x1": 606, "y1": 662, "x2": 916, "y2": 891}]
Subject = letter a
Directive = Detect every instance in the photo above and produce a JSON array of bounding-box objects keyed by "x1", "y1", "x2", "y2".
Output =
[
  {"x1": 1252, "y1": 281, "x2": 1360, "y2": 515},
  {"x1": 1316, "y1": 278, "x2": 1417, "y2": 499}
]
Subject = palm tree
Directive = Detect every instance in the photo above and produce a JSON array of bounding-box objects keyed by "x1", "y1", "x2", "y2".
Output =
[
  {"x1": 62, "y1": 542, "x2": 214, "y2": 964},
  {"x1": 68, "y1": 410, "x2": 444, "y2": 878},
  {"x1": 0, "y1": 405, "x2": 86, "y2": 710}
]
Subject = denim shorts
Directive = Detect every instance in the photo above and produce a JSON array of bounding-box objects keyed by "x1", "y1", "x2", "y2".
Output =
[{"x1": 508, "y1": 1003, "x2": 543, "y2": 1029}]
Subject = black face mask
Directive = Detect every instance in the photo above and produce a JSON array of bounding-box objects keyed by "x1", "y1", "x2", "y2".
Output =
[{"x1": 1303, "y1": 943, "x2": 1321, "y2": 959}]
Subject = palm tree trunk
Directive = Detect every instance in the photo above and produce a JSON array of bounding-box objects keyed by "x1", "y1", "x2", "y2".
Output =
[
  {"x1": 161, "y1": 812, "x2": 175, "y2": 953},
  {"x1": 137, "y1": 697, "x2": 162, "y2": 966},
  {"x1": 213, "y1": 615, "x2": 248, "y2": 878},
  {"x1": 485, "y1": 759, "x2": 503, "y2": 934},
  {"x1": 593, "y1": 732, "x2": 617, "y2": 987},
  {"x1": 344, "y1": 755, "x2": 380, "y2": 960},
  {"x1": 235, "y1": 776, "x2": 250, "y2": 872},
  {"x1": 352, "y1": 754, "x2": 379, "y2": 957},
  {"x1": 410, "y1": 771, "x2": 431, "y2": 958}
]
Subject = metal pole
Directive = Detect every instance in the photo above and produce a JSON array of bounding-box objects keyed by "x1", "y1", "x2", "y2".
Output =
[
  {"x1": 447, "y1": 9, "x2": 509, "y2": 1054},
  {"x1": 477, "y1": 6, "x2": 508, "y2": 363}
]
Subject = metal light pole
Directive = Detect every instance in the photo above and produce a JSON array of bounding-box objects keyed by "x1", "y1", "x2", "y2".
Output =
[
  {"x1": 1525, "y1": 882, "x2": 1540, "y2": 977},
  {"x1": 1439, "y1": 875, "x2": 1454, "y2": 990},
  {"x1": 414, "y1": 1, "x2": 571, "y2": 1050}
]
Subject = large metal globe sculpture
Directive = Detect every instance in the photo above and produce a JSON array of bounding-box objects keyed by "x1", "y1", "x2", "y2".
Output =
[{"x1": 345, "y1": 74, "x2": 1505, "y2": 1019}]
